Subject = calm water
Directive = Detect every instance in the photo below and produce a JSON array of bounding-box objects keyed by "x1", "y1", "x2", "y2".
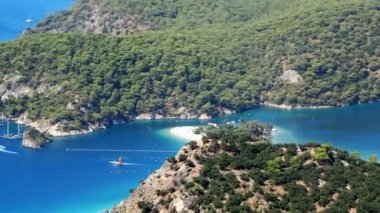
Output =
[
  {"x1": 1, "y1": 1, "x2": 380, "y2": 212},
  {"x1": 0, "y1": 103, "x2": 380, "y2": 212},
  {"x1": 0, "y1": 0, "x2": 73, "y2": 41}
]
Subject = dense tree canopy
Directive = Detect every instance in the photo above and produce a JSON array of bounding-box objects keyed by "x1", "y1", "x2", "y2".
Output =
[
  {"x1": 0, "y1": 0, "x2": 379, "y2": 131},
  {"x1": 189, "y1": 124, "x2": 380, "y2": 212},
  {"x1": 134, "y1": 123, "x2": 380, "y2": 212}
]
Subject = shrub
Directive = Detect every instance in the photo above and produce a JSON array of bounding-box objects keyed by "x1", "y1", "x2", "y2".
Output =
[
  {"x1": 178, "y1": 154, "x2": 187, "y2": 162},
  {"x1": 137, "y1": 201, "x2": 153, "y2": 213},
  {"x1": 185, "y1": 160, "x2": 195, "y2": 167}
]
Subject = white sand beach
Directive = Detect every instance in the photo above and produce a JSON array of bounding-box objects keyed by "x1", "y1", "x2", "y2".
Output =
[{"x1": 169, "y1": 126, "x2": 203, "y2": 141}]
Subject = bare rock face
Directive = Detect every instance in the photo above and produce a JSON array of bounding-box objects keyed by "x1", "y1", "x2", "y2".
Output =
[
  {"x1": 107, "y1": 141, "x2": 204, "y2": 213},
  {"x1": 22, "y1": 129, "x2": 51, "y2": 149},
  {"x1": 135, "y1": 113, "x2": 153, "y2": 120},
  {"x1": 28, "y1": 0, "x2": 149, "y2": 35},
  {"x1": 280, "y1": 69, "x2": 303, "y2": 84},
  {"x1": 198, "y1": 114, "x2": 211, "y2": 120},
  {"x1": 135, "y1": 108, "x2": 211, "y2": 121},
  {"x1": 22, "y1": 133, "x2": 41, "y2": 149}
]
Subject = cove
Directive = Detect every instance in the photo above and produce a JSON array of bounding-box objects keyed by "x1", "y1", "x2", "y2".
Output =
[
  {"x1": 0, "y1": 0, "x2": 73, "y2": 41},
  {"x1": 215, "y1": 102, "x2": 380, "y2": 160},
  {"x1": 0, "y1": 103, "x2": 379, "y2": 212}
]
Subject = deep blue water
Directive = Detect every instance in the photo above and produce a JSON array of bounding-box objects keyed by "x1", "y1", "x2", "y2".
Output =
[
  {"x1": 0, "y1": 0, "x2": 73, "y2": 41},
  {"x1": 0, "y1": 121, "x2": 195, "y2": 213},
  {"x1": 0, "y1": 103, "x2": 380, "y2": 212},
  {"x1": 1, "y1": 1, "x2": 380, "y2": 212}
]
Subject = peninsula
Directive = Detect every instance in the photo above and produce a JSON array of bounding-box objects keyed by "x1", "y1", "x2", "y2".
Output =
[
  {"x1": 107, "y1": 122, "x2": 380, "y2": 212},
  {"x1": 1, "y1": 0, "x2": 380, "y2": 212}
]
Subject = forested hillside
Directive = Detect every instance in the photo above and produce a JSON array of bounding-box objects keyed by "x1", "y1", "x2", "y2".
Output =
[
  {"x1": 30, "y1": 0, "x2": 369, "y2": 34},
  {"x1": 109, "y1": 123, "x2": 380, "y2": 212},
  {"x1": 0, "y1": 0, "x2": 379, "y2": 132}
]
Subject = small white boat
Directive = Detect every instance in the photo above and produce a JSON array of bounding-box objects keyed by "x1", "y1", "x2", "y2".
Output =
[
  {"x1": 26, "y1": 18, "x2": 32, "y2": 23},
  {"x1": 109, "y1": 161, "x2": 130, "y2": 166},
  {"x1": 109, "y1": 157, "x2": 126, "y2": 166}
]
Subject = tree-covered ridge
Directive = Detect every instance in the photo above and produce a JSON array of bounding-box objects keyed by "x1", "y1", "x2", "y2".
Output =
[
  {"x1": 29, "y1": 0, "x2": 379, "y2": 34},
  {"x1": 193, "y1": 125, "x2": 380, "y2": 212},
  {"x1": 132, "y1": 123, "x2": 380, "y2": 212},
  {"x1": 0, "y1": 1, "x2": 379, "y2": 131}
]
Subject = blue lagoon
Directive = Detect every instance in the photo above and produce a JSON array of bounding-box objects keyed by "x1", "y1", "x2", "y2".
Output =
[{"x1": 1, "y1": 103, "x2": 380, "y2": 212}]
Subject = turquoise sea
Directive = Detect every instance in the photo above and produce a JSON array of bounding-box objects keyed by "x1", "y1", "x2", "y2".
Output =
[
  {"x1": 0, "y1": 0, "x2": 73, "y2": 41},
  {"x1": 1, "y1": 103, "x2": 380, "y2": 212},
  {"x1": 1, "y1": 1, "x2": 380, "y2": 212}
]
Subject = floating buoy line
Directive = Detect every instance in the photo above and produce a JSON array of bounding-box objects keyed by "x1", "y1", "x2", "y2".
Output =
[{"x1": 66, "y1": 148, "x2": 178, "y2": 153}]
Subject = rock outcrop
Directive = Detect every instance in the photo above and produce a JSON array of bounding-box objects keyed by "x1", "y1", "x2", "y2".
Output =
[
  {"x1": 107, "y1": 123, "x2": 273, "y2": 213},
  {"x1": 263, "y1": 101, "x2": 332, "y2": 110},
  {"x1": 107, "y1": 140, "x2": 204, "y2": 213},
  {"x1": 22, "y1": 128, "x2": 52, "y2": 149},
  {"x1": 134, "y1": 113, "x2": 211, "y2": 120},
  {"x1": 280, "y1": 69, "x2": 303, "y2": 84},
  {"x1": 27, "y1": 0, "x2": 149, "y2": 35},
  {"x1": 106, "y1": 123, "x2": 380, "y2": 213},
  {"x1": 17, "y1": 113, "x2": 105, "y2": 137}
]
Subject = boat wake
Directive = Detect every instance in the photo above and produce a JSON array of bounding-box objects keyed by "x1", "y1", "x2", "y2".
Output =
[
  {"x1": 0, "y1": 145, "x2": 18, "y2": 154},
  {"x1": 123, "y1": 163, "x2": 140, "y2": 166},
  {"x1": 108, "y1": 161, "x2": 140, "y2": 166}
]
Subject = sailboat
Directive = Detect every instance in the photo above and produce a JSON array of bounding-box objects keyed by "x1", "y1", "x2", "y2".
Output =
[
  {"x1": 2, "y1": 120, "x2": 23, "y2": 139},
  {"x1": 109, "y1": 157, "x2": 127, "y2": 166},
  {"x1": 25, "y1": 15, "x2": 32, "y2": 23},
  {"x1": 0, "y1": 114, "x2": 6, "y2": 126}
]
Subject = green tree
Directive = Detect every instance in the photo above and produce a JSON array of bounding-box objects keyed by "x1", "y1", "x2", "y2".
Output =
[{"x1": 368, "y1": 154, "x2": 378, "y2": 163}]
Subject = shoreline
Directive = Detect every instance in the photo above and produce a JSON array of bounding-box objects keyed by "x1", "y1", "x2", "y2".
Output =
[
  {"x1": 9, "y1": 101, "x2": 372, "y2": 139},
  {"x1": 261, "y1": 102, "x2": 333, "y2": 110},
  {"x1": 106, "y1": 126, "x2": 206, "y2": 213},
  {"x1": 168, "y1": 126, "x2": 203, "y2": 142}
]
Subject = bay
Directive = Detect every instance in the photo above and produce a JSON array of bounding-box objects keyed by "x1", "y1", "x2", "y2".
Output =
[
  {"x1": 1, "y1": 1, "x2": 380, "y2": 212},
  {"x1": 0, "y1": 103, "x2": 379, "y2": 212}
]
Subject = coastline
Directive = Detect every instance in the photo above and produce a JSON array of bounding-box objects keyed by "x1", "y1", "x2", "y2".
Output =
[
  {"x1": 106, "y1": 126, "x2": 205, "y2": 213},
  {"x1": 262, "y1": 102, "x2": 333, "y2": 110},
  {"x1": 169, "y1": 126, "x2": 203, "y2": 141},
  {"x1": 2, "y1": 1, "x2": 380, "y2": 211},
  {"x1": 14, "y1": 102, "x2": 335, "y2": 139},
  {"x1": 12, "y1": 111, "x2": 212, "y2": 139}
]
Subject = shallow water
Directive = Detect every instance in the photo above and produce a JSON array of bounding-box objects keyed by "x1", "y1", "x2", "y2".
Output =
[
  {"x1": 1, "y1": 1, "x2": 380, "y2": 211},
  {"x1": 1, "y1": 103, "x2": 380, "y2": 212},
  {"x1": 0, "y1": 121, "x2": 197, "y2": 213}
]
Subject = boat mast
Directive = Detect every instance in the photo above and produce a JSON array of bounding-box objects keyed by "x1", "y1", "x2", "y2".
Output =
[{"x1": 6, "y1": 119, "x2": 9, "y2": 136}]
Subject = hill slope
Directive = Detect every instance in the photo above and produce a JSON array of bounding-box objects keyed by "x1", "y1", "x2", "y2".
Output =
[
  {"x1": 29, "y1": 0, "x2": 363, "y2": 34},
  {"x1": 0, "y1": 0, "x2": 379, "y2": 134},
  {"x1": 107, "y1": 123, "x2": 380, "y2": 212}
]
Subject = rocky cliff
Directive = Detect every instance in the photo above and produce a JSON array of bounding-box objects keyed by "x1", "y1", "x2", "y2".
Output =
[
  {"x1": 106, "y1": 123, "x2": 380, "y2": 213},
  {"x1": 107, "y1": 139, "x2": 204, "y2": 213},
  {"x1": 22, "y1": 128, "x2": 52, "y2": 149},
  {"x1": 1, "y1": 0, "x2": 378, "y2": 143},
  {"x1": 27, "y1": 0, "x2": 149, "y2": 35}
]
